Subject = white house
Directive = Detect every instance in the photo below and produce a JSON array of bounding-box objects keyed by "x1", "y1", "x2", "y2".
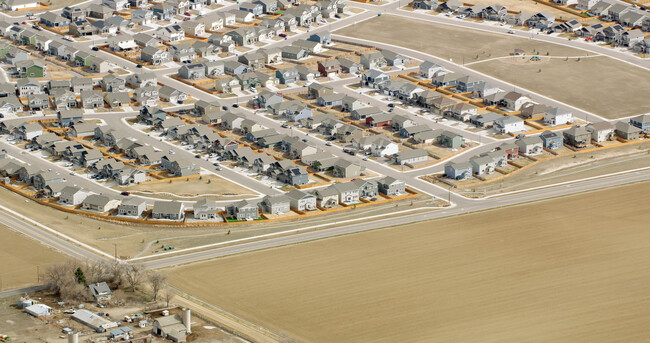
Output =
[
  {"x1": 543, "y1": 107, "x2": 572, "y2": 126},
  {"x1": 494, "y1": 116, "x2": 525, "y2": 133}
]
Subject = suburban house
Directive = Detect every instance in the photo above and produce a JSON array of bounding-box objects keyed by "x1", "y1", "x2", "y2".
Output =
[
  {"x1": 563, "y1": 126, "x2": 592, "y2": 147},
  {"x1": 586, "y1": 121, "x2": 614, "y2": 142},
  {"x1": 515, "y1": 136, "x2": 544, "y2": 155},
  {"x1": 151, "y1": 201, "x2": 185, "y2": 220}
]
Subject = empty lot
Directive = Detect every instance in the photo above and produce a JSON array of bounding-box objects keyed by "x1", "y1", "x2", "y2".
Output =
[
  {"x1": 0, "y1": 225, "x2": 66, "y2": 291},
  {"x1": 337, "y1": 15, "x2": 589, "y2": 63},
  {"x1": 170, "y1": 181, "x2": 650, "y2": 343},
  {"x1": 470, "y1": 56, "x2": 650, "y2": 118},
  {"x1": 115, "y1": 174, "x2": 256, "y2": 201}
]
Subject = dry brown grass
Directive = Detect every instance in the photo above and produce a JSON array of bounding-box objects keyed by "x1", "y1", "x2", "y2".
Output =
[
  {"x1": 170, "y1": 181, "x2": 650, "y2": 343},
  {"x1": 336, "y1": 15, "x2": 589, "y2": 63},
  {"x1": 469, "y1": 57, "x2": 650, "y2": 118},
  {"x1": 115, "y1": 174, "x2": 256, "y2": 201},
  {"x1": 0, "y1": 225, "x2": 67, "y2": 291}
]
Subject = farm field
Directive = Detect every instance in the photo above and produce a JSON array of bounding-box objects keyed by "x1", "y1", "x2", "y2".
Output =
[
  {"x1": 170, "y1": 181, "x2": 650, "y2": 343},
  {"x1": 114, "y1": 174, "x2": 256, "y2": 201},
  {"x1": 455, "y1": 140, "x2": 650, "y2": 197},
  {"x1": 469, "y1": 56, "x2": 650, "y2": 118},
  {"x1": 336, "y1": 15, "x2": 589, "y2": 63},
  {"x1": 0, "y1": 225, "x2": 67, "y2": 291}
]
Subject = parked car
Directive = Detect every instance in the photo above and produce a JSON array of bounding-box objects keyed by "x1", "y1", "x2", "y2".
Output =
[
  {"x1": 232, "y1": 104, "x2": 239, "y2": 108},
  {"x1": 136, "y1": 64, "x2": 143, "y2": 68},
  {"x1": 507, "y1": 30, "x2": 515, "y2": 34},
  {"x1": 91, "y1": 46, "x2": 99, "y2": 51},
  {"x1": 121, "y1": 191, "x2": 130, "y2": 196},
  {"x1": 279, "y1": 33, "x2": 287, "y2": 37}
]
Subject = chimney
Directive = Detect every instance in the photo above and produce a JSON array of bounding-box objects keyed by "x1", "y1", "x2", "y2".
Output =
[
  {"x1": 182, "y1": 308, "x2": 192, "y2": 334},
  {"x1": 68, "y1": 332, "x2": 79, "y2": 343}
]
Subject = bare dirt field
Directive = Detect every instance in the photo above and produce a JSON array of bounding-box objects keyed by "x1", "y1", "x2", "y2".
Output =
[
  {"x1": 469, "y1": 56, "x2": 650, "y2": 118},
  {"x1": 336, "y1": 15, "x2": 590, "y2": 63},
  {"x1": 115, "y1": 174, "x2": 256, "y2": 201},
  {"x1": 170, "y1": 181, "x2": 650, "y2": 343},
  {"x1": 457, "y1": 140, "x2": 650, "y2": 196},
  {"x1": 0, "y1": 225, "x2": 66, "y2": 291}
]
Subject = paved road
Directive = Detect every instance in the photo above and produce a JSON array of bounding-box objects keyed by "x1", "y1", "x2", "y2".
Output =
[{"x1": 0, "y1": 285, "x2": 46, "y2": 299}]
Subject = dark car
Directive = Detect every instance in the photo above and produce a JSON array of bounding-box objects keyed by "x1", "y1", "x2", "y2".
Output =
[
  {"x1": 121, "y1": 191, "x2": 130, "y2": 196},
  {"x1": 387, "y1": 103, "x2": 395, "y2": 107},
  {"x1": 91, "y1": 46, "x2": 99, "y2": 51},
  {"x1": 222, "y1": 105, "x2": 228, "y2": 110},
  {"x1": 348, "y1": 150, "x2": 356, "y2": 156},
  {"x1": 232, "y1": 103, "x2": 239, "y2": 108},
  {"x1": 136, "y1": 64, "x2": 143, "y2": 68},
  {"x1": 279, "y1": 33, "x2": 287, "y2": 37},
  {"x1": 515, "y1": 134, "x2": 526, "y2": 139},
  {"x1": 302, "y1": 138, "x2": 308, "y2": 143},
  {"x1": 194, "y1": 154, "x2": 201, "y2": 158}
]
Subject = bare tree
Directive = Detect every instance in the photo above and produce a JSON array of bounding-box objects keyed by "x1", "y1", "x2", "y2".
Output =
[
  {"x1": 123, "y1": 264, "x2": 144, "y2": 292},
  {"x1": 163, "y1": 287, "x2": 175, "y2": 307},
  {"x1": 148, "y1": 272, "x2": 168, "y2": 302}
]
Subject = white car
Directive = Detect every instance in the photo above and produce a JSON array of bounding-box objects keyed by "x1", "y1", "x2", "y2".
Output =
[
  {"x1": 63, "y1": 35, "x2": 75, "y2": 42},
  {"x1": 507, "y1": 30, "x2": 515, "y2": 34}
]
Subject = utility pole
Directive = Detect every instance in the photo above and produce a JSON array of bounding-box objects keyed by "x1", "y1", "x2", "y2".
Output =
[
  {"x1": 114, "y1": 243, "x2": 118, "y2": 262},
  {"x1": 36, "y1": 265, "x2": 39, "y2": 283}
]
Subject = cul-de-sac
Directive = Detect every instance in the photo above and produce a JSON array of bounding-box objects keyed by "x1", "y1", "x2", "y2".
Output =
[{"x1": 0, "y1": 0, "x2": 648, "y2": 341}]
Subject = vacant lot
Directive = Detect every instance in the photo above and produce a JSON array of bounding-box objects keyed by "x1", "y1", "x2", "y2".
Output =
[
  {"x1": 0, "y1": 225, "x2": 67, "y2": 291},
  {"x1": 170, "y1": 181, "x2": 650, "y2": 343},
  {"x1": 337, "y1": 15, "x2": 589, "y2": 63},
  {"x1": 115, "y1": 174, "x2": 255, "y2": 201},
  {"x1": 470, "y1": 56, "x2": 650, "y2": 118}
]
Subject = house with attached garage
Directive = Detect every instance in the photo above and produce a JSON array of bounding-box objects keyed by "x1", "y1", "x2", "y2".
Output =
[
  {"x1": 159, "y1": 85, "x2": 188, "y2": 104},
  {"x1": 412, "y1": 0, "x2": 438, "y2": 9},
  {"x1": 629, "y1": 114, "x2": 650, "y2": 131},
  {"x1": 381, "y1": 50, "x2": 409, "y2": 67},
  {"x1": 445, "y1": 162, "x2": 472, "y2": 180},
  {"x1": 227, "y1": 200, "x2": 259, "y2": 220},
  {"x1": 80, "y1": 90, "x2": 104, "y2": 109},
  {"x1": 179, "y1": 64, "x2": 205, "y2": 80},
  {"x1": 260, "y1": 194, "x2": 291, "y2": 214},
  {"x1": 485, "y1": 91, "x2": 506, "y2": 106},
  {"x1": 82, "y1": 194, "x2": 121, "y2": 212},
  {"x1": 156, "y1": 25, "x2": 185, "y2": 43},
  {"x1": 359, "y1": 51, "x2": 387, "y2": 70},
  {"x1": 89, "y1": 58, "x2": 110, "y2": 73},
  {"x1": 27, "y1": 94, "x2": 50, "y2": 110},
  {"x1": 104, "y1": 92, "x2": 130, "y2": 108},
  {"x1": 391, "y1": 148, "x2": 428, "y2": 166},
  {"x1": 544, "y1": 107, "x2": 572, "y2": 126},
  {"x1": 439, "y1": 130, "x2": 464, "y2": 148},
  {"x1": 118, "y1": 197, "x2": 146, "y2": 217},
  {"x1": 331, "y1": 182, "x2": 360, "y2": 205},
  {"x1": 469, "y1": 155, "x2": 497, "y2": 175},
  {"x1": 540, "y1": 130, "x2": 563, "y2": 149},
  {"x1": 151, "y1": 200, "x2": 185, "y2": 220},
  {"x1": 446, "y1": 102, "x2": 478, "y2": 122},
  {"x1": 400, "y1": 124, "x2": 432, "y2": 138},
  {"x1": 351, "y1": 178, "x2": 379, "y2": 198},
  {"x1": 621, "y1": 29, "x2": 644, "y2": 47},
  {"x1": 40, "y1": 11, "x2": 71, "y2": 28},
  {"x1": 494, "y1": 116, "x2": 525, "y2": 134},
  {"x1": 16, "y1": 60, "x2": 45, "y2": 78},
  {"x1": 108, "y1": 34, "x2": 137, "y2": 51},
  {"x1": 59, "y1": 186, "x2": 88, "y2": 205},
  {"x1": 338, "y1": 58, "x2": 363, "y2": 74},
  {"x1": 0, "y1": 96, "x2": 23, "y2": 116},
  {"x1": 377, "y1": 176, "x2": 405, "y2": 196},
  {"x1": 412, "y1": 129, "x2": 440, "y2": 145},
  {"x1": 52, "y1": 89, "x2": 77, "y2": 110},
  {"x1": 313, "y1": 186, "x2": 339, "y2": 209},
  {"x1": 563, "y1": 126, "x2": 591, "y2": 147},
  {"x1": 515, "y1": 136, "x2": 544, "y2": 155},
  {"x1": 455, "y1": 75, "x2": 482, "y2": 93},
  {"x1": 100, "y1": 74, "x2": 125, "y2": 92},
  {"x1": 586, "y1": 121, "x2": 614, "y2": 142},
  {"x1": 362, "y1": 69, "x2": 390, "y2": 88},
  {"x1": 193, "y1": 199, "x2": 218, "y2": 220},
  {"x1": 32, "y1": 170, "x2": 62, "y2": 190},
  {"x1": 58, "y1": 109, "x2": 83, "y2": 127},
  {"x1": 615, "y1": 121, "x2": 642, "y2": 141},
  {"x1": 286, "y1": 189, "x2": 317, "y2": 211},
  {"x1": 276, "y1": 67, "x2": 300, "y2": 84},
  {"x1": 419, "y1": 61, "x2": 445, "y2": 79},
  {"x1": 71, "y1": 77, "x2": 92, "y2": 94},
  {"x1": 332, "y1": 159, "x2": 362, "y2": 178},
  {"x1": 502, "y1": 91, "x2": 531, "y2": 111},
  {"x1": 318, "y1": 59, "x2": 341, "y2": 77},
  {"x1": 14, "y1": 123, "x2": 43, "y2": 141},
  {"x1": 127, "y1": 73, "x2": 157, "y2": 89}
]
